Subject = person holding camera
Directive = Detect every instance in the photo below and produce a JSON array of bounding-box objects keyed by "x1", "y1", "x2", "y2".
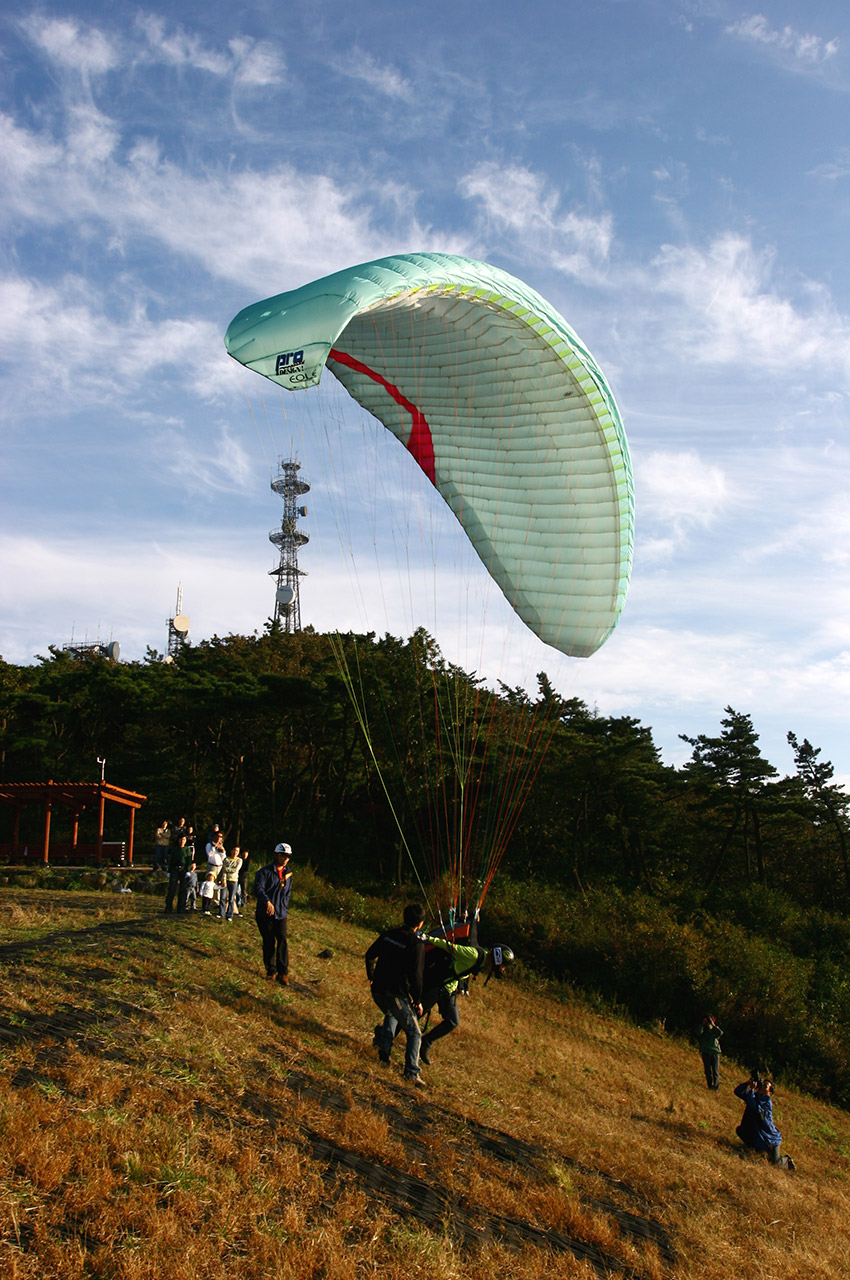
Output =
[
  {"x1": 733, "y1": 1076, "x2": 796, "y2": 1170},
  {"x1": 696, "y1": 1014, "x2": 724, "y2": 1090}
]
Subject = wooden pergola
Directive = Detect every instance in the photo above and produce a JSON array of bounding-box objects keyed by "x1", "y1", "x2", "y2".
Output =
[{"x1": 0, "y1": 781, "x2": 147, "y2": 866}]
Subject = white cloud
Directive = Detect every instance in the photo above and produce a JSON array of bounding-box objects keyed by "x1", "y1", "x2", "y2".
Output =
[
  {"x1": 808, "y1": 150, "x2": 850, "y2": 181},
  {"x1": 0, "y1": 274, "x2": 227, "y2": 412},
  {"x1": 0, "y1": 108, "x2": 451, "y2": 292},
  {"x1": 459, "y1": 162, "x2": 613, "y2": 282},
  {"x1": 636, "y1": 450, "x2": 732, "y2": 556},
  {"x1": 228, "y1": 36, "x2": 285, "y2": 88},
  {"x1": 23, "y1": 15, "x2": 120, "y2": 78},
  {"x1": 334, "y1": 49, "x2": 413, "y2": 99},
  {"x1": 136, "y1": 12, "x2": 231, "y2": 75},
  {"x1": 726, "y1": 15, "x2": 839, "y2": 66},
  {"x1": 66, "y1": 103, "x2": 119, "y2": 167},
  {"x1": 161, "y1": 424, "x2": 257, "y2": 497},
  {"x1": 651, "y1": 233, "x2": 850, "y2": 379},
  {"x1": 135, "y1": 15, "x2": 284, "y2": 86}
]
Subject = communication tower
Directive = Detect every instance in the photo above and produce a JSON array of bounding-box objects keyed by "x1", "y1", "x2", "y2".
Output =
[
  {"x1": 166, "y1": 584, "x2": 190, "y2": 659},
  {"x1": 63, "y1": 638, "x2": 120, "y2": 661},
  {"x1": 269, "y1": 458, "x2": 309, "y2": 631}
]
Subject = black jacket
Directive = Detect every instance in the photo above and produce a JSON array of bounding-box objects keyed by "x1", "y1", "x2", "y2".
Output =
[{"x1": 365, "y1": 927, "x2": 425, "y2": 1004}]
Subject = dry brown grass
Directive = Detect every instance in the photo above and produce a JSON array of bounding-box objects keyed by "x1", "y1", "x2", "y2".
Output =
[{"x1": 1, "y1": 889, "x2": 849, "y2": 1279}]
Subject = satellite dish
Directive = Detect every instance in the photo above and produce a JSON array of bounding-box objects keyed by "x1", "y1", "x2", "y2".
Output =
[
  {"x1": 172, "y1": 614, "x2": 190, "y2": 634},
  {"x1": 276, "y1": 585, "x2": 295, "y2": 607},
  {"x1": 106, "y1": 641, "x2": 121, "y2": 661}
]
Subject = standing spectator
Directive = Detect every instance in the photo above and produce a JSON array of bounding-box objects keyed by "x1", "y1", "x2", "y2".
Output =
[
  {"x1": 237, "y1": 848, "x2": 251, "y2": 910},
  {"x1": 365, "y1": 903, "x2": 426, "y2": 1088},
  {"x1": 199, "y1": 872, "x2": 216, "y2": 914},
  {"x1": 181, "y1": 861, "x2": 199, "y2": 912},
  {"x1": 153, "y1": 820, "x2": 171, "y2": 873},
  {"x1": 219, "y1": 847, "x2": 243, "y2": 922},
  {"x1": 697, "y1": 1015, "x2": 724, "y2": 1090},
  {"x1": 205, "y1": 834, "x2": 226, "y2": 905},
  {"x1": 185, "y1": 826, "x2": 196, "y2": 864},
  {"x1": 733, "y1": 1077, "x2": 796, "y2": 1169},
  {"x1": 254, "y1": 843, "x2": 294, "y2": 984},
  {"x1": 165, "y1": 835, "x2": 190, "y2": 913},
  {"x1": 172, "y1": 816, "x2": 188, "y2": 845}
]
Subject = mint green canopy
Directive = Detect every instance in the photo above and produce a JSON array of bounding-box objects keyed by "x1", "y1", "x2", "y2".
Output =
[{"x1": 225, "y1": 253, "x2": 633, "y2": 657}]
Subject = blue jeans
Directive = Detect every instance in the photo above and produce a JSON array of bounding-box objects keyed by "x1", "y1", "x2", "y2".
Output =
[
  {"x1": 220, "y1": 881, "x2": 238, "y2": 919},
  {"x1": 373, "y1": 992, "x2": 421, "y2": 1078}
]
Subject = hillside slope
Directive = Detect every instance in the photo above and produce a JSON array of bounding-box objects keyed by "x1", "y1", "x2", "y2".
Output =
[{"x1": 1, "y1": 889, "x2": 849, "y2": 1279}]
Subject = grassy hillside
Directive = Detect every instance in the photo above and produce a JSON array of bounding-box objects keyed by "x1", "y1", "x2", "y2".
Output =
[{"x1": 1, "y1": 888, "x2": 849, "y2": 1279}]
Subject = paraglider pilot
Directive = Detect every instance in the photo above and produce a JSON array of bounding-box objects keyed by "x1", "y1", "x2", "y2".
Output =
[
  {"x1": 365, "y1": 903, "x2": 426, "y2": 1088},
  {"x1": 419, "y1": 937, "x2": 514, "y2": 1066}
]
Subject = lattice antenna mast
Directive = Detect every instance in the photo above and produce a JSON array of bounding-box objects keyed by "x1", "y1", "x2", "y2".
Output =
[
  {"x1": 269, "y1": 458, "x2": 309, "y2": 631},
  {"x1": 167, "y1": 584, "x2": 190, "y2": 658}
]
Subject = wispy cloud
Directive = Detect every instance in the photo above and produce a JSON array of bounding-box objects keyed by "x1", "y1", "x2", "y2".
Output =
[
  {"x1": 136, "y1": 12, "x2": 231, "y2": 75},
  {"x1": 0, "y1": 118, "x2": 424, "y2": 291},
  {"x1": 636, "y1": 450, "x2": 732, "y2": 558},
  {"x1": 161, "y1": 423, "x2": 257, "y2": 496},
  {"x1": 0, "y1": 274, "x2": 227, "y2": 414},
  {"x1": 459, "y1": 162, "x2": 613, "y2": 282},
  {"x1": 726, "y1": 15, "x2": 840, "y2": 69},
  {"x1": 333, "y1": 48, "x2": 413, "y2": 99},
  {"x1": 651, "y1": 233, "x2": 850, "y2": 379},
  {"x1": 136, "y1": 14, "x2": 284, "y2": 86},
  {"x1": 807, "y1": 149, "x2": 850, "y2": 181},
  {"x1": 22, "y1": 14, "x2": 120, "y2": 79}
]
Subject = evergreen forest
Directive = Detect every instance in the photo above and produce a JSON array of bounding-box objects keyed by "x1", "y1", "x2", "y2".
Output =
[{"x1": 2, "y1": 626, "x2": 849, "y2": 1106}]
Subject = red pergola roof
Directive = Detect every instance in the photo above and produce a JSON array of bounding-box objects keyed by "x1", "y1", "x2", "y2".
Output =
[
  {"x1": 0, "y1": 781, "x2": 146, "y2": 809},
  {"x1": 0, "y1": 780, "x2": 147, "y2": 865}
]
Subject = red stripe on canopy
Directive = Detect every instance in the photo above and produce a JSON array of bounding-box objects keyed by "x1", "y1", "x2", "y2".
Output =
[{"x1": 329, "y1": 348, "x2": 436, "y2": 484}]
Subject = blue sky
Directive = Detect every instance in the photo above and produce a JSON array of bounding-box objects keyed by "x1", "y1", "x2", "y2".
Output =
[{"x1": 1, "y1": 0, "x2": 848, "y2": 785}]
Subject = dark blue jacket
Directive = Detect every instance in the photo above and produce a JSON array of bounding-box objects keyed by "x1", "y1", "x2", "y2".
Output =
[
  {"x1": 734, "y1": 1083, "x2": 782, "y2": 1150},
  {"x1": 254, "y1": 863, "x2": 293, "y2": 921}
]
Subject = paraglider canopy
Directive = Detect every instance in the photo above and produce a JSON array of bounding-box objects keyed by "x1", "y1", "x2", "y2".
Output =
[{"x1": 225, "y1": 252, "x2": 634, "y2": 658}]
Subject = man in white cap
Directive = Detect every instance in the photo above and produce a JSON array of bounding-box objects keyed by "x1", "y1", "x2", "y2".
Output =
[{"x1": 253, "y1": 843, "x2": 294, "y2": 985}]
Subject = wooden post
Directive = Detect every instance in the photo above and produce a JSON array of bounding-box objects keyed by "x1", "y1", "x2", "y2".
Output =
[
  {"x1": 96, "y1": 790, "x2": 106, "y2": 867},
  {"x1": 42, "y1": 801, "x2": 52, "y2": 865},
  {"x1": 127, "y1": 805, "x2": 136, "y2": 865},
  {"x1": 71, "y1": 811, "x2": 80, "y2": 855}
]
